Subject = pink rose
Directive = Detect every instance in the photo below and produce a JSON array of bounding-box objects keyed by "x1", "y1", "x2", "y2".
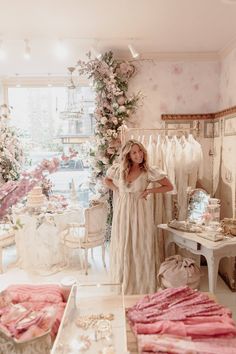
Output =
[{"x1": 117, "y1": 96, "x2": 126, "y2": 105}]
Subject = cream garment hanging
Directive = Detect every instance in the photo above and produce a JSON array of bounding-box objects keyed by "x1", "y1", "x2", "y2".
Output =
[
  {"x1": 162, "y1": 137, "x2": 173, "y2": 222},
  {"x1": 147, "y1": 135, "x2": 156, "y2": 165},
  {"x1": 187, "y1": 134, "x2": 204, "y2": 188},
  {"x1": 163, "y1": 136, "x2": 176, "y2": 194},
  {"x1": 141, "y1": 135, "x2": 146, "y2": 146},
  {"x1": 152, "y1": 137, "x2": 167, "y2": 225},
  {"x1": 174, "y1": 136, "x2": 188, "y2": 220},
  {"x1": 146, "y1": 135, "x2": 156, "y2": 230},
  {"x1": 154, "y1": 135, "x2": 163, "y2": 168}
]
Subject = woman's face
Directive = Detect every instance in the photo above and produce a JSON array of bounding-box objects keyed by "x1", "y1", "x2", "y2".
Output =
[{"x1": 129, "y1": 144, "x2": 144, "y2": 164}]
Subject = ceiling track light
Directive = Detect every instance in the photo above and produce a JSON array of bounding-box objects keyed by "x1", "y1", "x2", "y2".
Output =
[
  {"x1": 128, "y1": 44, "x2": 140, "y2": 59},
  {"x1": 24, "y1": 39, "x2": 31, "y2": 60}
]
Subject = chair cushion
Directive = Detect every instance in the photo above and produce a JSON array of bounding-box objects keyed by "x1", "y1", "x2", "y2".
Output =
[{"x1": 62, "y1": 227, "x2": 85, "y2": 247}]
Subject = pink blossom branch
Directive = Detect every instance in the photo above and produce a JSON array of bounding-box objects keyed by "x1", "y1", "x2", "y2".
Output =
[{"x1": 0, "y1": 151, "x2": 78, "y2": 219}]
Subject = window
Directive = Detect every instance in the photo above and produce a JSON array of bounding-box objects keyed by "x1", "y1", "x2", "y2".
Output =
[{"x1": 8, "y1": 85, "x2": 95, "y2": 206}]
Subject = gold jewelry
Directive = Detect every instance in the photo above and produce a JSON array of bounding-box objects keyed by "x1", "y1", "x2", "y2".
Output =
[
  {"x1": 95, "y1": 319, "x2": 112, "y2": 341},
  {"x1": 76, "y1": 313, "x2": 114, "y2": 330},
  {"x1": 79, "y1": 335, "x2": 91, "y2": 351}
]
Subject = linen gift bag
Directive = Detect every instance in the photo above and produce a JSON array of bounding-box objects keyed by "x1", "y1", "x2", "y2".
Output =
[{"x1": 157, "y1": 255, "x2": 200, "y2": 289}]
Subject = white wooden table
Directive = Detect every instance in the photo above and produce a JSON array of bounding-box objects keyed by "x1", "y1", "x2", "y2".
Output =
[
  {"x1": 158, "y1": 224, "x2": 236, "y2": 293},
  {"x1": 13, "y1": 208, "x2": 84, "y2": 275},
  {"x1": 0, "y1": 226, "x2": 15, "y2": 273}
]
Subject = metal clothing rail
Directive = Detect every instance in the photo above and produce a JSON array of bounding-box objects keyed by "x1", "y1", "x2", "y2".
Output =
[{"x1": 120, "y1": 125, "x2": 199, "y2": 143}]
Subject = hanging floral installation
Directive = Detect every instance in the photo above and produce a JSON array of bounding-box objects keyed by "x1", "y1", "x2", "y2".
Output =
[
  {"x1": 77, "y1": 51, "x2": 141, "y2": 179},
  {"x1": 0, "y1": 104, "x2": 24, "y2": 184}
]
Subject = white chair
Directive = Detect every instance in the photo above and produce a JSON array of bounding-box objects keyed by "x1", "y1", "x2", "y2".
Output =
[{"x1": 60, "y1": 202, "x2": 108, "y2": 275}]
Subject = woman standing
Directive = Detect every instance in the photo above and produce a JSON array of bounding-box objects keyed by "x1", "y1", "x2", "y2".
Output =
[{"x1": 104, "y1": 140, "x2": 173, "y2": 294}]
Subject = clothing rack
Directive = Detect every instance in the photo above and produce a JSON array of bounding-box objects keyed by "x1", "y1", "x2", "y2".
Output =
[{"x1": 120, "y1": 125, "x2": 199, "y2": 144}]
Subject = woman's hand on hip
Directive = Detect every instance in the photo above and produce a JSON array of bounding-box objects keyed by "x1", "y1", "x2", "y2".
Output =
[{"x1": 140, "y1": 189, "x2": 149, "y2": 200}]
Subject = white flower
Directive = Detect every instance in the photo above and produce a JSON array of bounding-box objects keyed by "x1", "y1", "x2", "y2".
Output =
[
  {"x1": 100, "y1": 116, "x2": 107, "y2": 124},
  {"x1": 112, "y1": 132, "x2": 118, "y2": 138},
  {"x1": 101, "y1": 157, "x2": 109, "y2": 165},
  {"x1": 111, "y1": 117, "x2": 118, "y2": 125},
  {"x1": 118, "y1": 106, "x2": 126, "y2": 113},
  {"x1": 100, "y1": 138, "x2": 106, "y2": 145},
  {"x1": 106, "y1": 129, "x2": 113, "y2": 136},
  {"x1": 112, "y1": 103, "x2": 119, "y2": 109}
]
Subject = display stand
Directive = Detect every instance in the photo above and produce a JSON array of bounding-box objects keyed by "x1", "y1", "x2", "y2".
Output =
[{"x1": 52, "y1": 283, "x2": 127, "y2": 354}]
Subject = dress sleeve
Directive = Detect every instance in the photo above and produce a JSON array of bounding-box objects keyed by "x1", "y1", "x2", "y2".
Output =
[
  {"x1": 147, "y1": 166, "x2": 167, "y2": 182},
  {"x1": 106, "y1": 163, "x2": 120, "y2": 182}
]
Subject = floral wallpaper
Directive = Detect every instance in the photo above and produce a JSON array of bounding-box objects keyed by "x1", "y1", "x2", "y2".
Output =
[
  {"x1": 219, "y1": 47, "x2": 236, "y2": 109},
  {"x1": 128, "y1": 60, "x2": 220, "y2": 128},
  {"x1": 127, "y1": 59, "x2": 220, "y2": 194}
]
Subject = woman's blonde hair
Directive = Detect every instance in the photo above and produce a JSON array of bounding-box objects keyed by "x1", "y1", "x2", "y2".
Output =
[{"x1": 120, "y1": 139, "x2": 149, "y2": 182}]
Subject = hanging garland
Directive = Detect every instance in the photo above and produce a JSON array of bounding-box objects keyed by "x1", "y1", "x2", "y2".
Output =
[{"x1": 77, "y1": 51, "x2": 141, "y2": 179}]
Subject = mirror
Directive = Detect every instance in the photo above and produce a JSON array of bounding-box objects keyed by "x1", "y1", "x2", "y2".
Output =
[{"x1": 187, "y1": 188, "x2": 210, "y2": 223}]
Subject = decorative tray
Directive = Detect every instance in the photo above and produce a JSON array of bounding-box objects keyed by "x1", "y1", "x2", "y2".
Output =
[{"x1": 168, "y1": 220, "x2": 202, "y2": 233}]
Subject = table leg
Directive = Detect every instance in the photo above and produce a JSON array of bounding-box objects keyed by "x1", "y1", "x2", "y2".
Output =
[{"x1": 205, "y1": 253, "x2": 220, "y2": 293}]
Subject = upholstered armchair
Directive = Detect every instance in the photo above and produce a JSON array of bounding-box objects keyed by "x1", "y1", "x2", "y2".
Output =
[{"x1": 60, "y1": 202, "x2": 108, "y2": 275}]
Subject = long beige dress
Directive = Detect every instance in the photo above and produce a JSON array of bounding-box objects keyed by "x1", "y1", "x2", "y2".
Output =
[{"x1": 106, "y1": 164, "x2": 167, "y2": 294}]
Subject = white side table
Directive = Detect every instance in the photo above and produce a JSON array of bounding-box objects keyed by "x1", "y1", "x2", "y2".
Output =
[{"x1": 158, "y1": 224, "x2": 236, "y2": 293}]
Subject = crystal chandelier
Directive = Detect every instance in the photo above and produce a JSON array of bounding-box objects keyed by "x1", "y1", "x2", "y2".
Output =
[{"x1": 60, "y1": 67, "x2": 84, "y2": 120}]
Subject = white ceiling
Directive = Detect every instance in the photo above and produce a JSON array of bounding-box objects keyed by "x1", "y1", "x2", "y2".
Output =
[{"x1": 1, "y1": 0, "x2": 236, "y2": 76}]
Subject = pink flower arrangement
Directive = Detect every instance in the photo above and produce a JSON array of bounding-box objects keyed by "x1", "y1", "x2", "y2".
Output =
[{"x1": 77, "y1": 51, "x2": 141, "y2": 178}]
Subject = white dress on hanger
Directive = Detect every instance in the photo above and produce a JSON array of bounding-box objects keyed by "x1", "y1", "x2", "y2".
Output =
[
  {"x1": 154, "y1": 135, "x2": 163, "y2": 168},
  {"x1": 147, "y1": 135, "x2": 155, "y2": 165},
  {"x1": 174, "y1": 136, "x2": 188, "y2": 220},
  {"x1": 187, "y1": 134, "x2": 204, "y2": 188},
  {"x1": 106, "y1": 163, "x2": 167, "y2": 294}
]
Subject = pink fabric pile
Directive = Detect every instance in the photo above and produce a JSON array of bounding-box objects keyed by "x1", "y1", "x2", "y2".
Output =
[
  {"x1": 126, "y1": 286, "x2": 236, "y2": 353},
  {"x1": 0, "y1": 284, "x2": 66, "y2": 342}
]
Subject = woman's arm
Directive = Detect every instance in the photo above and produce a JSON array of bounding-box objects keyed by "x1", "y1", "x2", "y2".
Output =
[
  {"x1": 140, "y1": 177, "x2": 173, "y2": 199},
  {"x1": 104, "y1": 177, "x2": 118, "y2": 192}
]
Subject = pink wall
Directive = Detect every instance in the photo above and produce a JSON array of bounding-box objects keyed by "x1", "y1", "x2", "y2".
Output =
[
  {"x1": 219, "y1": 47, "x2": 236, "y2": 109},
  {"x1": 129, "y1": 60, "x2": 220, "y2": 128}
]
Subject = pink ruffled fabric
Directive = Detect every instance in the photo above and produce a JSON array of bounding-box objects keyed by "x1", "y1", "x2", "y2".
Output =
[{"x1": 0, "y1": 284, "x2": 66, "y2": 342}]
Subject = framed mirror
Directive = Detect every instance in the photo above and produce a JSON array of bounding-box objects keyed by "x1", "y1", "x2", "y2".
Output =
[{"x1": 187, "y1": 188, "x2": 210, "y2": 223}]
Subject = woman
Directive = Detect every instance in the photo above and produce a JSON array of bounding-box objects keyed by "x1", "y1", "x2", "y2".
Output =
[{"x1": 104, "y1": 140, "x2": 173, "y2": 294}]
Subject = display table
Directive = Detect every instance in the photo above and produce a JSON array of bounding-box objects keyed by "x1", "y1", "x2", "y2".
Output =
[
  {"x1": 0, "y1": 225, "x2": 15, "y2": 273},
  {"x1": 158, "y1": 224, "x2": 236, "y2": 293},
  {"x1": 13, "y1": 207, "x2": 84, "y2": 275}
]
